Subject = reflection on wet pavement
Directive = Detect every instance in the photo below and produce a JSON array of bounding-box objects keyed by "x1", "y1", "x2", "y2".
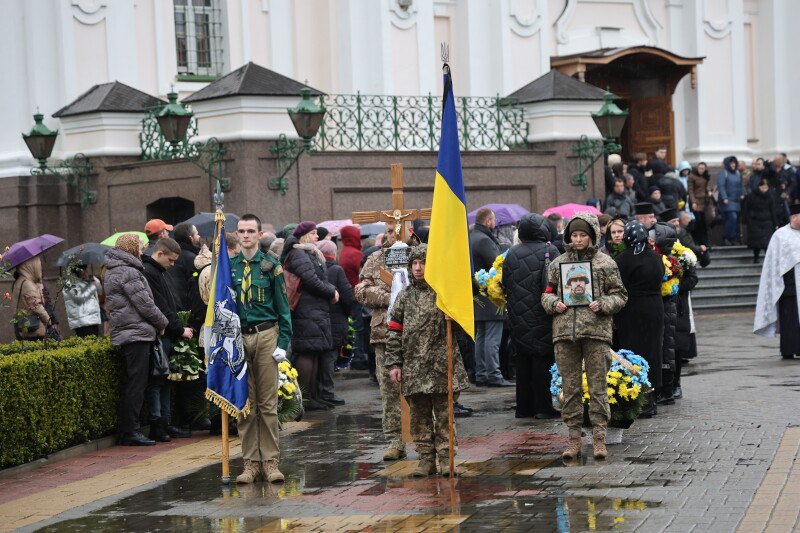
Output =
[{"x1": 32, "y1": 414, "x2": 655, "y2": 532}]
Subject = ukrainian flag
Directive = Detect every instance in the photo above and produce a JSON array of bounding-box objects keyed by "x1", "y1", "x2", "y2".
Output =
[
  {"x1": 204, "y1": 211, "x2": 250, "y2": 418},
  {"x1": 425, "y1": 65, "x2": 475, "y2": 340}
]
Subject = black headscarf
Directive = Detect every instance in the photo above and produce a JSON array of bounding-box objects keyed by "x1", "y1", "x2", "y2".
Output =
[{"x1": 624, "y1": 220, "x2": 648, "y2": 255}]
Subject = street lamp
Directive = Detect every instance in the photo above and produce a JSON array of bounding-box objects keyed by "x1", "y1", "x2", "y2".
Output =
[
  {"x1": 269, "y1": 87, "x2": 327, "y2": 194},
  {"x1": 22, "y1": 113, "x2": 95, "y2": 208},
  {"x1": 156, "y1": 92, "x2": 194, "y2": 146},
  {"x1": 571, "y1": 91, "x2": 629, "y2": 191}
]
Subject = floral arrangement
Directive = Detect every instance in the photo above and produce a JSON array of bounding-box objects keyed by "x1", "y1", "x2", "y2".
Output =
[
  {"x1": 474, "y1": 250, "x2": 508, "y2": 309},
  {"x1": 660, "y1": 253, "x2": 683, "y2": 297},
  {"x1": 550, "y1": 349, "x2": 652, "y2": 428},
  {"x1": 336, "y1": 317, "x2": 356, "y2": 370},
  {"x1": 168, "y1": 311, "x2": 203, "y2": 381},
  {"x1": 277, "y1": 360, "x2": 303, "y2": 426},
  {"x1": 671, "y1": 241, "x2": 697, "y2": 271}
]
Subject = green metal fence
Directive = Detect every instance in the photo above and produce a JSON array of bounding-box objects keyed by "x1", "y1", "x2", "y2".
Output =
[{"x1": 315, "y1": 93, "x2": 528, "y2": 151}]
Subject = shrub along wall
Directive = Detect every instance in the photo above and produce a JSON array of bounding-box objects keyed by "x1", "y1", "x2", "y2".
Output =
[{"x1": 0, "y1": 336, "x2": 120, "y2": 468}]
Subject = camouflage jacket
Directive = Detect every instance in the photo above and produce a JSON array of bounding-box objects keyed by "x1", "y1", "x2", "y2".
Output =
[
  {"x1": 384, "y1": 245, "x2": 470, "y2": 396},
  {"x1": 541, "y1": 213, "x2": 628, "y2": 344},
  {"x1": 355, "y1": 248, "x2": 391, "y2": 345}
]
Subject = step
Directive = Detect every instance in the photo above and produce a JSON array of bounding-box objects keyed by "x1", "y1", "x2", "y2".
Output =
[
  {"x1": 697, "y1": 264, "x2": 763, "y2": 277},
  {"x1": 694, "y1": 301, "x2": 755, "y2": 313},
  {"x1": 705, "y1": 245, "x2": 749, "y2": 257},
  {"x1": 692, "y1": 283, "x2": 760, "y2": 296},
  {"x1": 691, "y1": 289, "x2": 758, "y2": 301},
  {"x1": 706, "y1": 254, "x2": 762, "y2": 265},
  {"x1": 694, "y1": 273, "x2": 761, "y2": 285}
]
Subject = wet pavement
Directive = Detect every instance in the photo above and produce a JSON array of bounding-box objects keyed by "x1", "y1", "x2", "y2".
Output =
[{"x1": 7, "y1": 312, "x2": 800, "y2": 532}]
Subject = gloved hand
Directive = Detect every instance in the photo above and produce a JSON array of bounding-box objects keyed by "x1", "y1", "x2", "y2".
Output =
[{"x1": 272, "y1": 347, "x2": 288, "y2": 363}]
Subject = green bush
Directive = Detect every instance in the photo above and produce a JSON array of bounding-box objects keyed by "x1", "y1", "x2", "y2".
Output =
[{"x1": 0, "y1": 337, "x2": 121, "y2": 468}]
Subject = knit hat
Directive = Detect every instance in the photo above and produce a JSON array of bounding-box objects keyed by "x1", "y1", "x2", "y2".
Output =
[
  {"x1": 316, "y1": 226, "x2": 330, "y2": 240},
  {"x1": 790, "y1": 204, "x2": 800, "y2": 216},
  {"x1": 115, "y1": 233, "x2": 142, "y2": 257},
  {"x1": 293, "y1": 221, "x2": 317, "y2": 238},
  {"x1": 648, "y1": 186, "x2": 661, "y2": 195},
  {"x1": 607, "y1": 153, "x2": 622, "y2": 166},
  {"x1": 315, "y1": 239, "x2": 337, "y2": 258},
  {"x1": 567, "y1": 217, "x2": 592, "y2": 238}
]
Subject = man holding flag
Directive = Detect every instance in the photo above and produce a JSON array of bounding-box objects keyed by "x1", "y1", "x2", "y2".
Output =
[{"x1": 207, "y1": 212, "x2": 292, "y2": 484}]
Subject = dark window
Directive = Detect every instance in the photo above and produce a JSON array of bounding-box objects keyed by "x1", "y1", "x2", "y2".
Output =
[{"x1": 173, "y1": 0, "x2": 223, "y2": 77}]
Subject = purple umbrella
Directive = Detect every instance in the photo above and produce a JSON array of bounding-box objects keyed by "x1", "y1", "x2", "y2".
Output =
[
  {"x1": 467, "y1": 203, "x2": 529, "y2": 226},
  {"x1": 4, "y1": 234, "x2": 64, "y2": 269}
]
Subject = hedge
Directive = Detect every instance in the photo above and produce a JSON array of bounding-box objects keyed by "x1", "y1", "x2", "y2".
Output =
[{"x1": 0, "y1": 337, "x2": 121, "y2": 468}]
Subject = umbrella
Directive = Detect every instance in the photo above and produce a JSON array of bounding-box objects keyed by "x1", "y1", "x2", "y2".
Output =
[
  {"x1": 360, "y1": 222, "x2": 387, "y2": 237},
  {"x1": 179, "y1": 212, "x2": 240, "y2": 238},
  {"x1": 101, "y1": 231, "x2": 148, "y2": 247},
  {"x1": 467, "y1": 203, "x2": 529, "y2": 226},
  {"x1": 4, "y1": 234, "x2": 64, "y2": 269},
  {"x1": 54, "y1": 243, "x2": 111, "y2": 267},
  {"x1": 542, "y1": 203, "x2": 602, "y2": 219},
  {"x1": 317, "y1": 219, "x2": 354, "y2": 237}
]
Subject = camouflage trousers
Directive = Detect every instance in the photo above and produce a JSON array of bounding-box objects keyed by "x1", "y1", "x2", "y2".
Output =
[
  {"x1": 374, "y1": 344, "x2": 403, "y2": 450},
  {"x1": 406, "y1": 392, "x2": 458, "y2": 459},
  {"x1": 555, "y1": 339, "x2": 610, "y2": 439}
]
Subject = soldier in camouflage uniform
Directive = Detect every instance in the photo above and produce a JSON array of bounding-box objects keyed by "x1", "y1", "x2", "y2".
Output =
[
  {"x1": 541, "y1": 214, "x2": 627, "y2": 461},
  {"x1": 386, "y1": 245, "x2": 470, "y2": 477},
  {"x1": 355, "y1": 231, "x2": 405, "y2": 460}
]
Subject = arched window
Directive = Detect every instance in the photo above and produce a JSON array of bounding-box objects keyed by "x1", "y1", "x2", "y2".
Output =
[{"x1": 147, "y1": 197, "x2": 195, "y2": 226}]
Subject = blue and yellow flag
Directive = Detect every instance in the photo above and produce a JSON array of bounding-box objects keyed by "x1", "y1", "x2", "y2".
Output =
[
  {"x1": 205, "y1": 211, "x2": 250, "y2": 418},
  {"x1": 425, "y1": 65, "x2": 475, "y2": 339}
]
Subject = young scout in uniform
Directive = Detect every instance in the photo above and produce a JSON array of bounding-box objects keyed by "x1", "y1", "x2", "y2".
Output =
[
  {"x1": 541, "y1": 214, "x2": 627, "y2": 461},
  {"x1": 386, "y1": 245, "x2": 470, "y2": 477},
  {"x1": 232, "y1": 214, "x2": 293, "y2": 484}
]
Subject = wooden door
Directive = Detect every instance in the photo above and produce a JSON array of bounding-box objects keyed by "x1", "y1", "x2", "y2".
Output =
[{"x1": 625, "y1": 96, "x2": 675, "y2": 165}]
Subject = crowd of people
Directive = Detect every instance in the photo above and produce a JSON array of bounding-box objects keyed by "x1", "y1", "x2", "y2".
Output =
[{"x1": 8, "y1": 148, "x2": 800, "y2": 476}]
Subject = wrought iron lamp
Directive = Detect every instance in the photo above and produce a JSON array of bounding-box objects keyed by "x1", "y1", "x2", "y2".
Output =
[
  {"x1": 153, "y1": 92, "x2": 229, "y2": 209},
  {"x1": 571, "y1": 91, "x2": 629, "y2": 191},
  {"x1": 22, "y1": 113, "x2": 95, "y2": 208},
  {"x1": 269, "y1": 87, "x2": 326, "y2": 194}
]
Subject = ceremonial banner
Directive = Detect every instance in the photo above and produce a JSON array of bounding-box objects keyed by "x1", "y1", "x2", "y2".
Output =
[
  {"x1": 205, "y1": 212, "x2": 250, "y2": 417},
  {"x1": 425, "y1": 66, "x2": 475, "y2": 339}
]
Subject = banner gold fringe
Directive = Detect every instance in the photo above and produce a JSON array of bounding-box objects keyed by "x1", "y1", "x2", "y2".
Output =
[{"x1": 206, "y1": 388, "x2": 251, "y2": 419}]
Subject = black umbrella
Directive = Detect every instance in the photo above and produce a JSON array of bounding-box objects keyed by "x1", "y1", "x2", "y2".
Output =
[
  {"x1": 179, "y1": 212, "x2": 240, "y2": 238},
  {"x1": 54, "y1": 243, "x2": 111, "y2": 267}
]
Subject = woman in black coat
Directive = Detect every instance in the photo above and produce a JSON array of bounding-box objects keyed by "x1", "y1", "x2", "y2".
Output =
[
  {"x1": 674, "y1": 264, "x2": 698, "y2": 400},
  {"x1": 743, "y1": 178, "x2": 779, "y2": 263},
  {"x1": 281, "y1": 222, "x2": 338, "y2": 410},
  {"x1": 614, "y1": 221, "x2": 664, "y2": 417},
  {"x1": 317, "y1": 240, "x2": 355, "y2": 405},
  {"x1": 502, "y1": 213, "x2": 561, "y2": 418}
]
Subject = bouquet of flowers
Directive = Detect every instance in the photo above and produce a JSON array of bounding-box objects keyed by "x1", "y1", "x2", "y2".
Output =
[
  {"x1": 660, "y1": 253, "x2": 683, "y2": 297},
  {"x1": 474, "y1": 250, "x2": 508, "y2": 309},
  {"x1": 671, "y1": 241, "x2": 697, "y2": 271},
  {"x1": 336, "y1": 317, "x2": 356, "y2": 370},
  {"x1": 277, "y1": 360, "x2": 303, "y2": 426},
  {"x1": 168, "y1": 311, "x2": 203, "y2": 381},
  {"x1": 550, "y1": 349, "x2": 652, "y2": 428}
]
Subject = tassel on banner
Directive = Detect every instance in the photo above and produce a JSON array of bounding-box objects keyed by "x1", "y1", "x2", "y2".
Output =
[{"x1": 205, "y1": 388, "x2": 251, "y2": 419}]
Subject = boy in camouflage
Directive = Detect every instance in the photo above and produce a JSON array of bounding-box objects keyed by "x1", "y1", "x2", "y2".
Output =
[
  {"x1": 386, "y1": 245, "x2": 470, "y2": 477},
  {"x1": 541, "y1": 214, "x2": 627, "y2": 460}
]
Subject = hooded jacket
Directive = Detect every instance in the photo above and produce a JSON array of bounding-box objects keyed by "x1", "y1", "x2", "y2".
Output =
[
  {"x1": 104, "y1": 248, "x2": 168, "y2": 346},
  {"x1": 338, "y1": 225, "x2": 363, "y2": 289},
  {"x1": 502, "y1": 214, "x2": 560, "y2": 357},
  {"x1": 541, "y1": 214, "x2": 628, "y2": 344},
  {"x1": 63, "y1": 276, "x2": 102, "y2": 330},
  {"x1": 384, "y1": 245, "x2": 470, "y2": 395},
  {"x1": 13, "y1": 258, "x2": 51, "y2": 338},
  {"x1": 717, "y1": 156, "x2": 743, "y2": 213},
  {"x1": 657, "y1": 172, "x2": 688, "y2": 210},
  {"x1": 355, "y1": 246, "x2": 391, "y2": 345}
]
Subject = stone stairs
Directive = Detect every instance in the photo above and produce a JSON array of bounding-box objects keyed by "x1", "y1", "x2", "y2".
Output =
[{"x1": 694, "y1": 245, "x2": 761, "y2": 313}]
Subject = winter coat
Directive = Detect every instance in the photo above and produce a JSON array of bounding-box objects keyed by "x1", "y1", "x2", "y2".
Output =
[
  {"x1": 675, "y1": 266, "x2": 698, "y2": 353},
  {"x1": 688, "y1": 169, "x2": 711, "y2": 209},
  {"x1": 743, "y1": 188, "x2": 778, "y2": 250},
  {"x1": 282, "y1": 236, "x2": 336, "y2": 352},
  {"x1": 748, "y1": 169, "x2": 769, "y2": 193},
  {"x1": 657, "y1": 173, "x2": 687, "y2": 210},
  {"x1": 502, "y1": 213, "x2": 560, "y2": 357},
  {"x1": 324, "y1": 257, "x2": 355, "y2": 348},
  {"x1": 64, "y1": 277, "x2": 102, "y2": 330},
  {"x1": 385, "y1": 245, "x2": 470, "y2": 396},
  {"x1": 12, "y1": 258, "x2": 51, "y2": 338},
  {"x1": 167, "y1": 241, "x2": 200, "y2": 311},
  {"x1": 355, "y1": 247, "x2": 391, "y2": 345},
  {"x1": 717, "y1": 157, "x2": 743, "y2": 213},
  {"x1": 651, "y1": 200, "x2": 668, "y2": 217},
  {"x1": 104, "y1": 248, "x2": 168, "y2": 346},
  {"x1": 338, "y1": 225, "x2": 363, "y2": 289},
  {"x1": 649, "y1": 157, "x2": 674, "y2": 177},
  {"x1": 613, "y1": 247, "x2": 665, "y2": 387},
  {"x1": 628, "y1": 165, "x2": 650, "y2": 202},
  {"x1": 142, "y1": 255, "x2": 184, "y2": 342},
  {"x1": 604, "y1": 192, "x2": 634, "y2": 218},
  {"x1": 470, "y1": 223, "x2": 504, "y2": 321},
  {"x1": 541, "y1": 214, "x2": 628, "y2": 345}
]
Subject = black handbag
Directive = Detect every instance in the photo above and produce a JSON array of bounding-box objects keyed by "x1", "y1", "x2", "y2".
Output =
[{"x1": 150, "y1": 339, "x2": 169, "y2": 379}]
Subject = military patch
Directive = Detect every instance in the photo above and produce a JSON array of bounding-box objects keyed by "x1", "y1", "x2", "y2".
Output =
[
  {"x1": 260, "y1": 259, "x2": 274, "y2": 273},
  {"x1": 274, "y1": 265, "x2": 283, "y2": 276}
]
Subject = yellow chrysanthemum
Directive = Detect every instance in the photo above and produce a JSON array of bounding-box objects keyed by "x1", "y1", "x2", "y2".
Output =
[{"x1": 609, "y1": 396, "x2": 617, "y2": 404}]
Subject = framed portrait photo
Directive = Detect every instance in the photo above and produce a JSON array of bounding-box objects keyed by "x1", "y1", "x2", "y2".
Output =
[{"x1": 559, "y1": 261, "x2": 594, "y2": 307}]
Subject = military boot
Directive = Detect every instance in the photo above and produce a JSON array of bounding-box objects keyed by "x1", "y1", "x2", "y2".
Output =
[
  {"x1": 437, "y1": 453, "x2": 465, "y2": 477},
  {"x1": 411, "y1": 455, "x2": 437, "y2": 477},
  {"x1": 263, "y1": 459, "x2": 284, "y2": 483},
  {"x1": 236, "y1": 459, "x2": 263, "y2": 484},
  {"x1": 382, "y1": 446, "x2": 407, "y2": 461},
  {"x1": 593, "y1": 432, "x2": 608, "y2": 460},
  {"x1": 562, "y1": 437, "x2": 582, "y2": 460}
]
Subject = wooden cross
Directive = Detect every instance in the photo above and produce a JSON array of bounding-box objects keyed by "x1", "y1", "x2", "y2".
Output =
[{"x1": 352, "y1": 163, "x2": 431, "y2": 444}]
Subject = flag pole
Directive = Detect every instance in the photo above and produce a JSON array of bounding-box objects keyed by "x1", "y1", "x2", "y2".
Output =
[
  {"x1": 446, "y1": 319, "x2": 455, "y2": 478},
  {"x1": 221, "y1": 412, "x2": 230, "y2": 484}
]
